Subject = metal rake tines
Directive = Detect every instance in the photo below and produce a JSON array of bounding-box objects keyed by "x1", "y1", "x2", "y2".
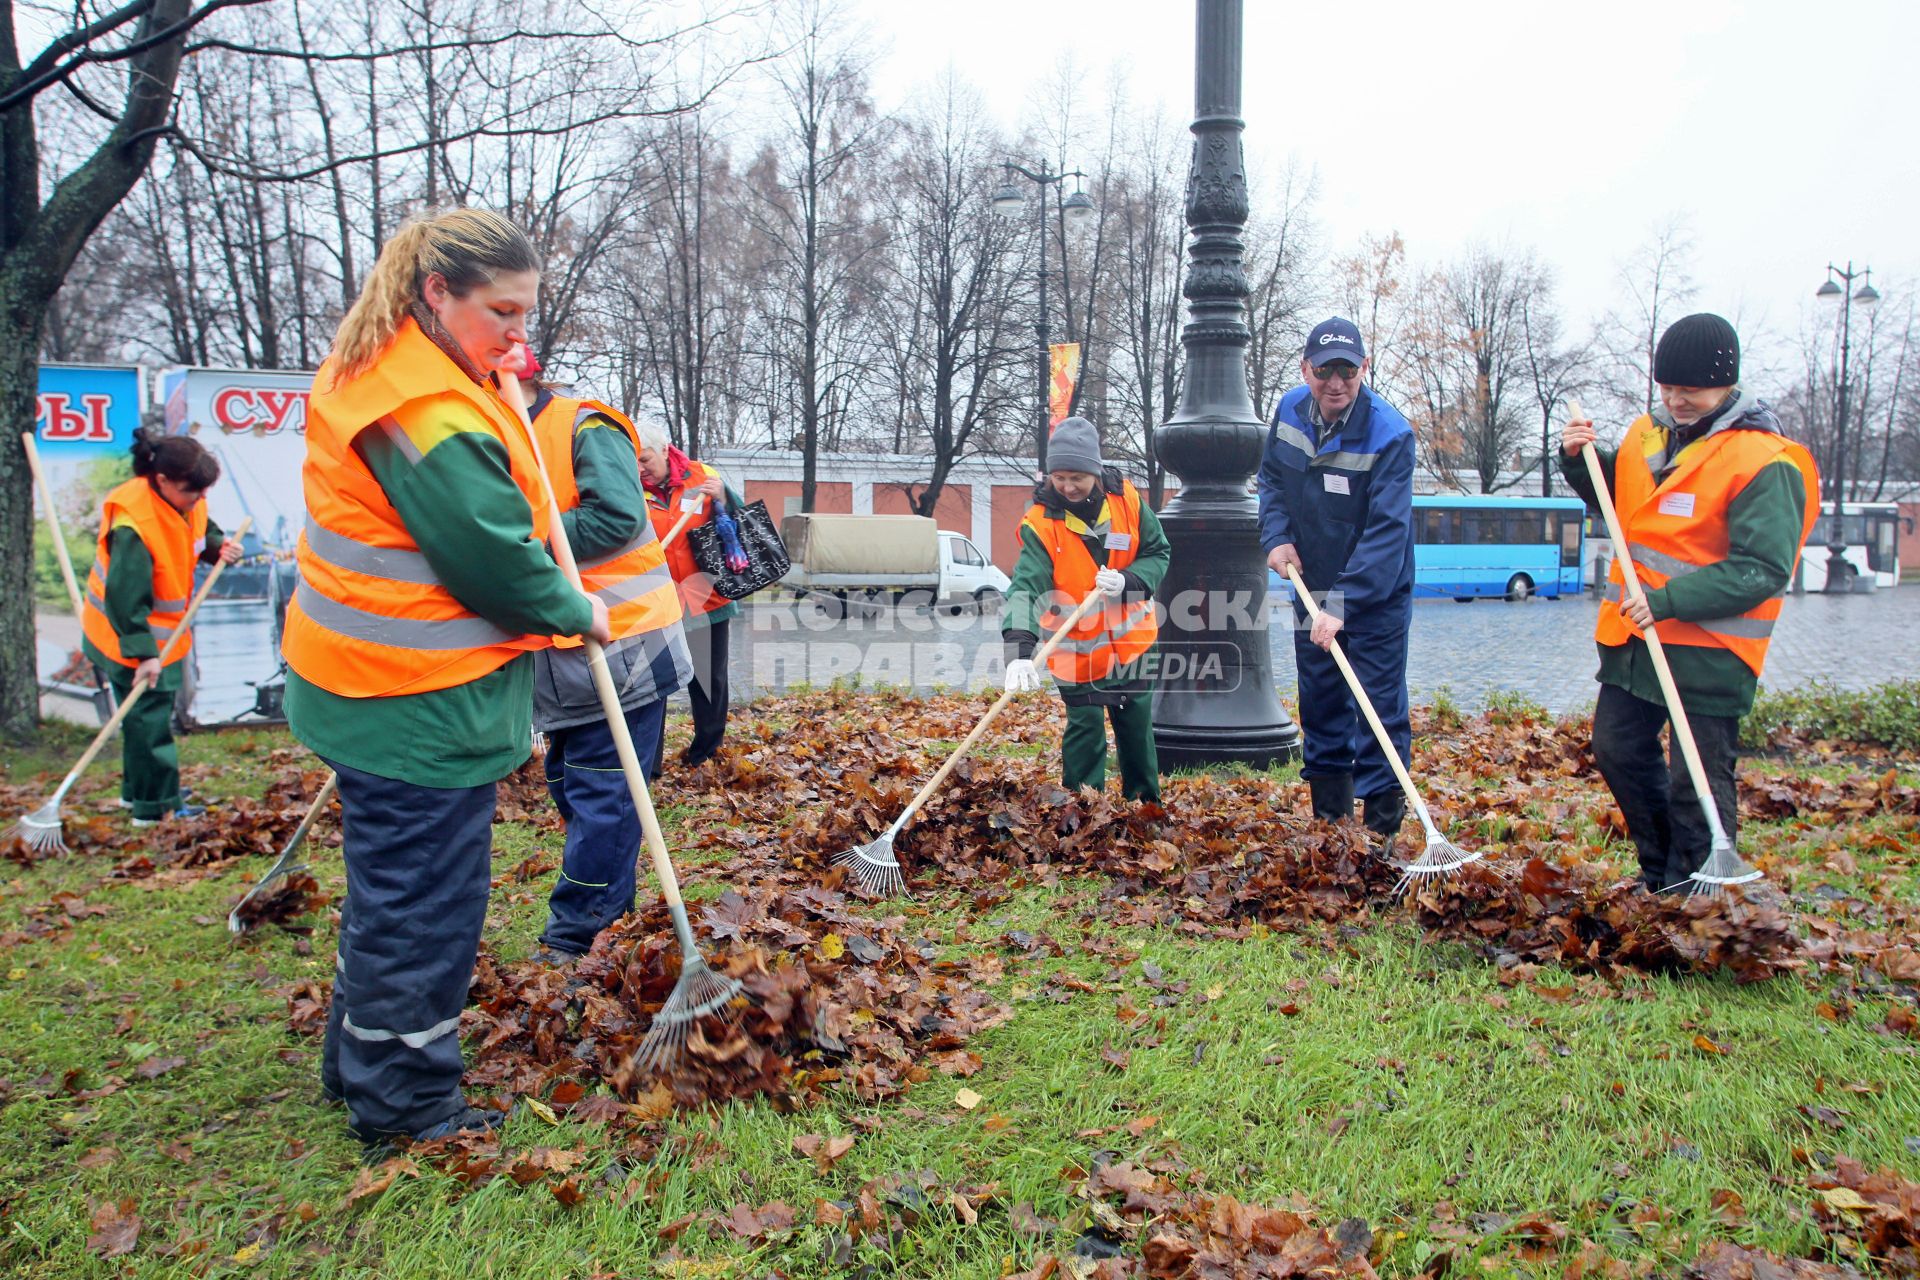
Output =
[
  {"x1": 5, "y1": 802, "x2": 70, "y2": 856},
  {"x1": 633, "y1": 961, "x2": 746, "y2": 1074},
  {"x1": 1392, "y1": 837, "x2": 1484, "y2": 897},
  {"x1": 1681, "y1": 838, "x2": 1764, "y2": 898},
  {"x1": 227, "y1": 860, "x2": 311, "y2": 934},
  {"x1": 833, "y1": 838, "x2": 905, "y2": 896}
]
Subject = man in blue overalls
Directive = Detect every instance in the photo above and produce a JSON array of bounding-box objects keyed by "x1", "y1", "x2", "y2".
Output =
[{"x1": 1258, "y1": 317, "x2": 1416, "y2": 838}]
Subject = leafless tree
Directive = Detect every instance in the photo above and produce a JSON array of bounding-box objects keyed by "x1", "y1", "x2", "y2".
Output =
[{"x1": 1600, "y1": 215, "x2": 1697, "y2": 423}]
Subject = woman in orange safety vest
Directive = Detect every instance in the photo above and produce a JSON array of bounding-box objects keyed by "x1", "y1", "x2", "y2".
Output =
[
  {"x1": 80, "y1": 430, "x2": 242, "y2": 824},
  {"x1": 283, "y1": 208, "x2": 610, "y2": 1150}
]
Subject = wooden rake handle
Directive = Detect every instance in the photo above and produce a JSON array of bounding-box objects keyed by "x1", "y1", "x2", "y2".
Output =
[
  {"x1": 1283, "y1": 563, "x2": 1425, "y2": 816},
  {"x1": 52, "y1": 516, "x2": 253, "y2": 806},
  {"x1": 662, "y1": 505, "x2": 700, "y2": 547},
  {"x1": 498, "y1": 371, "x2": 698, "y2": 924},
  {"x1": 1566, "y1": 400, "x2": 1728, "y2": 843},
  {"x1": 21, "y1": 433, "x2": 86, "y2": 618},
  {"x1": 893, "y1": 590, "x2": 1106, "y2": 832}
]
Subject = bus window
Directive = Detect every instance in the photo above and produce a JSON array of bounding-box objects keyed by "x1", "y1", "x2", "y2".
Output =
[
  {"x1": 1521, "y1": 513, "x2": 1552, "y2": 544},
  {"x1": 1869, "y1": 514, "x2": 1896, "y2": 573},
  {"x1": 1558, "y1": 515, "x2": 1581, "y2": 567},
  {"x1": 1475, "y1": 515, "x2": 1502, "y2": 545}
]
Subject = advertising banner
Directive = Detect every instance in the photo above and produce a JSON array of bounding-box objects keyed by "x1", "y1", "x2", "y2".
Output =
[
  {"x1": 157, "y1": 367, "x2": 317, "y2": 726},
  {"x1": 1047, "y1": 342, "x2": 1082, "y2": 427}
]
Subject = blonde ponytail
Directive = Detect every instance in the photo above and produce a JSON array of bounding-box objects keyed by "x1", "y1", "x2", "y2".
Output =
[{"x1": 328, "y1": 208, "x2": 539, "y2": 385}]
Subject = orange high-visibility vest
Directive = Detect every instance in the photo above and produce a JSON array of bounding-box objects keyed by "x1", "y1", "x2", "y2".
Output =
[
  {"x1": 645, "y1": 458, "x2": 730, "y2": 618},
  {"x1": 282, "y1": 317, "x2": 557, "y2": 698},
  {"x1": 1595, "y1": 415, "x2": 1819, "y2": 676},
  {"x1": 1021, "y1": 479, "x2": 1159, "y2": 684},
  {"x1": 81, "y1": 477, "x2": 208, "y2": 669},
  {"x1": 530, "y1": 395, "x2": 682, "y2": 648}
]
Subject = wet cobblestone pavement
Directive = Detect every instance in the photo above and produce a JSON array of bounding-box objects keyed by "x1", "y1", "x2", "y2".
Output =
[{"x1": 729, "y1": 584, "x2": 1920, "y2": 715}]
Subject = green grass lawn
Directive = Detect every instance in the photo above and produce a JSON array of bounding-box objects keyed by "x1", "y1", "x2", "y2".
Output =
[{"x1": 1, "y1": 703, "x2": 1917, "y2": 1278}]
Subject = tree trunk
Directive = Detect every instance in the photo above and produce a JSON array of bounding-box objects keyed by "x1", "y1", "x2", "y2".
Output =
[{"x1": 0, "y1": 0, "x2": 195, "y2": 738}]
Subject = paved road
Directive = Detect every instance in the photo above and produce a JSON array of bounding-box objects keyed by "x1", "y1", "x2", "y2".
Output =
[{"x1": 731, "y1": 583, "x2": 1920, "y2": 715}]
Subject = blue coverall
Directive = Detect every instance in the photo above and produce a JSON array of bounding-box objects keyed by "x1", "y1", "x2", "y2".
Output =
[{"x1": 1256, "y1": 384, "x2": 1416, "y2": 810}]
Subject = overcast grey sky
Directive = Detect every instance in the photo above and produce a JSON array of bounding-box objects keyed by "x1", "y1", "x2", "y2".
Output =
[{"x1": 852, "y1": 0, "x2": 1915, "y2": 370}]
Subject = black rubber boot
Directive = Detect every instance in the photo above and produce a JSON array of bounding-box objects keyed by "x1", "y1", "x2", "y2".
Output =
[
  {"x1": 1307, "y1": 773, "x2": 1355, "y2": 823},
  {"x1": 1363, "y1": 790, "x2": 1407, "y2": 838}
]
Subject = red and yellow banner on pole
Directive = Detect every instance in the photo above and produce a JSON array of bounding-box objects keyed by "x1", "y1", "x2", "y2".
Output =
[{"x1": 1047, "y1": 342, "x2": 1082, "y2": 428}]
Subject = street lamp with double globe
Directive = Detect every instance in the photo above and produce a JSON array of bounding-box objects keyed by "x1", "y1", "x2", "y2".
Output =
[
  {"x1": 1815, "y1": 262, "x2": 1881, "y2": 592},
  {"x1": 992, "y1": 164, "x2": 1094, "y2": 469}
]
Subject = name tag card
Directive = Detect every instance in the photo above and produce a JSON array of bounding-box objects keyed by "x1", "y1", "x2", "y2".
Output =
[
  {"x1": 681, "y1": 493, "x2": 705, "y2": 513},
  {"x1": 1323, "y1": 474, "x2": 1351, "y2": 495},
  {"x1": 1105, "y1": 531, "x2": 1132, "y2": 552},
  {"x1": 1657, "y1": 492, "x2": 1696, "y2": 518}
]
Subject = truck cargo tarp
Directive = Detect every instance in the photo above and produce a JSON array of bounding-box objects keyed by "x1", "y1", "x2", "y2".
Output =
[{"x1": 782, "y1": 514, "x2": 938, "y2": 575}]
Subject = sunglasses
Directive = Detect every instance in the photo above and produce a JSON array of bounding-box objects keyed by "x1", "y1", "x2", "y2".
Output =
[{"x1": 1310, "y1": 362, "x2": 1361, "y2": 383}]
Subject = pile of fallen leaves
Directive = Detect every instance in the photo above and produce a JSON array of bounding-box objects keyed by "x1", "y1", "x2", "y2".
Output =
[
  {"x1": 454, "y1": 883, "x2": 1013, "y2": 1112},
  {"x1": 682, "y1": 699, "x2": 1816, "y2": 984}
]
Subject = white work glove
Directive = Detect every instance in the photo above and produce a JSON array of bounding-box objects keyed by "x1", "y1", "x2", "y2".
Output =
[
  {"x1": 1094, "y1": 567, "x2": 1127, "y2": 601},
  {"x1": 1004, "y1": 658, "x2": 1043, "y2": 693}
]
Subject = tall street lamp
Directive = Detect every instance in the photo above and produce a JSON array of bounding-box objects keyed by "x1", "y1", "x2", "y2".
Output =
[
  {"x1": 992, "y1": 163, "x2": 1094, "y2": 467},
  {"x1": 1149, "y1": 0, "x2": 1301, "y2": 768},
  {"x1": 1815, "y1": 261, "x2": 1881, "y2": 592}
]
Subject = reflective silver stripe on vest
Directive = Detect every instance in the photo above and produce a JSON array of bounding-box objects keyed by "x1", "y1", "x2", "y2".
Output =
[
  {"x1": 1626, "y1": 542, "x2": 1701, "y2": 579},
  {"x1": 87, "y1": 563, "x2": 187, "y2": 614},
  {"x1": 293, "y1": 580, "x2": 519, "y2": 650},
  {"x1": 579, "y1": 526, "x2": 661, "y2": 572},
  {"x1": 1271, "y1": 421, "x2": 1315, "y2": 456},
  {"x1": 304, "y1": 517, "x2": 440, "y2": 586},
  {"x1": 1314, "y1": 450, "x2": 1379, "y2": 471},
  {"x1": 590, "y1": 560, "x2": 676, "y2": 608},
  {"x1": 85, "y1": 589, "x2": 182, "y2": 644},
  {"x1": 1604, "y1": 583, "x2": 1781, "y2": 639},
  {"x1": 1698, "y1": 612, "x2": 1779, "y2": 640},
  {"x1": 341, "y1": 1012, "x2": 461, "y2": 1049},
  {"x1": 1041, "y1": 605, "x2": 1155, "y2": 654}
]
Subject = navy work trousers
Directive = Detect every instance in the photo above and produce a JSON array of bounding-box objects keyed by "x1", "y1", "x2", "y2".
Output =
[
  {"x1": 541, "y1": 698, "x2": 667, "y2": 955},
  {"x1": 321, "y1": 760, "x2": 495, "y2": 1140},
  {"x1": 1293, "y1": 621, "x2": 1410, "y2": 805}
]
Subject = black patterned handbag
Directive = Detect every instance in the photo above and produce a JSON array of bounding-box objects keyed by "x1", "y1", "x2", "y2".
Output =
[{"x1": 686, "y1": 498, "x2": 790, "y2": 599}]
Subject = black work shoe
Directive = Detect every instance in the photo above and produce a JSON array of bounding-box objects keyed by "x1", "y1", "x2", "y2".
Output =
[
  {"x1": 412, "y1": 1105, "x2": 507, "y2": 1143},
  {"x1": 1307, "y1": 774, "x2": 1355, "y2": 823},
  {"x1": 534, "y1": 945, "x2": 583, "y2": 969},
  {"x1": 1362, "y1": 791, "x2": 1406, "y2": 838}
]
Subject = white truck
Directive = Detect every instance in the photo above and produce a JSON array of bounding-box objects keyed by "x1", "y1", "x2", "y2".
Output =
[{"x1": 779, "y1": 513, "x2": 1010, "y2": 614}]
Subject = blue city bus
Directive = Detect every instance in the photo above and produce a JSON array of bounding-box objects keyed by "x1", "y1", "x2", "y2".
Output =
[
  {"x1": 1412, "y1": 494, "x2": 1587, "y2": 600},
  {"x1": 1267, "y1": 494, "x2": 1588, "y2": 603}
]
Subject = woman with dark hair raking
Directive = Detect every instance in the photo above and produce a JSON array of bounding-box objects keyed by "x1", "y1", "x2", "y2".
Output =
[
  {"x1": 81, "y1": 430, "x2": 242, "y2": 824},
  {"x1": 281, "y1": 207, "x2": 610, "y2": 1149}
]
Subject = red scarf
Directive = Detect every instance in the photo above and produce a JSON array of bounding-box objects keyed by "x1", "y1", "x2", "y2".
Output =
[{"x1": 644, "y1": 443, "x2": 695, "y2": 506}]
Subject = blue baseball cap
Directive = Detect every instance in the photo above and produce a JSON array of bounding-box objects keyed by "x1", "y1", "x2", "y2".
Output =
[{"x1": 1305, "y1": 317, "x2": 1366, "y2": 367}]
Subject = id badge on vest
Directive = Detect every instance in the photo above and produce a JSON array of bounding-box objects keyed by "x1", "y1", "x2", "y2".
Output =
[
  {"x1": 1105, "y1": 531, "x2": 1132, "y2": 553},
  {"x1": 681, "y1": 493, "x2": 705, "y2": 513},
  {"x1": 1656, "y1": 492, "x2": 1695, "y2": 518},
  {"x1": 1323, "y1": 473, "x2": 1351, "y2": 495}
]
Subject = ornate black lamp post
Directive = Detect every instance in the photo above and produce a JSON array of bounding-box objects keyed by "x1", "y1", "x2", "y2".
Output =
[
  {"x1": 992, "y1": 164, "x2": 1095, "y2": 468},
  {"x1": 1150, "y1": 0, "x2": 1301, "y2": 768},
  {"x1": 1814, "y1": 262, "x2": 1881, "y2": 593}
]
